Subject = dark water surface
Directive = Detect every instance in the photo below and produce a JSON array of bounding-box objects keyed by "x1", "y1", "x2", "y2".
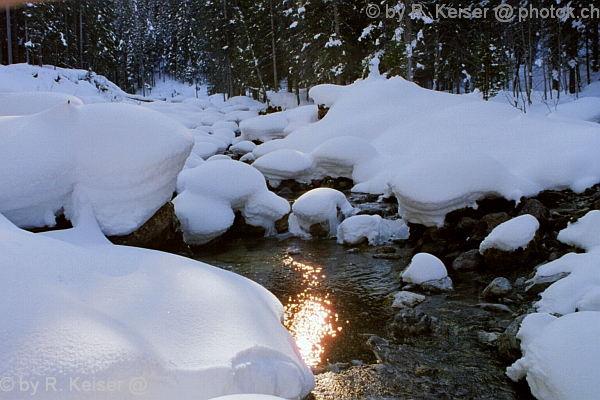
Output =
[{"x1": 194, "y1": 236, "x2": 535, "y2": 400}]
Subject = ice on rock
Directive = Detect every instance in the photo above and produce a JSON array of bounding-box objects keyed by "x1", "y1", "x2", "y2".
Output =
[
  {"x1": 337, "y1": 214, "x2": 409, "y2": 246},
  {"x1": 0, "y1": 102, "x2": 193, "y2": 236},
  {"x1": 0, "y1": 215, "x2": 314, "y2": 400},
  {"x1": 480, "y1": 214, "x2": 540, "y2": 253},
  {"x1": 288, "y1": 188, "x2": 355, "y2": 238},
  {"x1": 174, "y1": 160, "x2": 290, "y2": 245}
]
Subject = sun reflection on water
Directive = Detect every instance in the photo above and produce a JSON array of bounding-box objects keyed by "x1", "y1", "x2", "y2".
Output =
[{"x1": 282, "y1": 256, "x2": 341, "y2": 367}]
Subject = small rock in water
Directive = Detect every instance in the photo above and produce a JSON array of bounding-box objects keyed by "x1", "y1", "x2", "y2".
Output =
[
  {"x1": 420, "y1": 276, "x2": 454, "y2": 293},
  {"x1": 366, "y1": 335, "x2": 391, "y2": 362},
  {"x1": 346, "y1": 247, "x2": 361, "y2": 254},
  {"x1": 478, "y1": 303, "x2": 513, "y2": 313},
  {"x1": 477, "y1": 331, "x2": 500, "y2": 346},
  {"x1": 392, "y1": 291, "x2": 426, "y2": 309},
  {"x1": 482, "y1": 277, "x2": 513, "y2": 299},
  {"x1": 286, "y1": 246, "x2": 302, "y2": 255},
  {"x1": 372, "y1": 253, "x2": 403, "y2": 260},
  {"x1": 376, "y1": 246, "x2": 397, "y2": 254},
  {"x1": 393, "y1": 308, "x2": 437, "y2": 337}
]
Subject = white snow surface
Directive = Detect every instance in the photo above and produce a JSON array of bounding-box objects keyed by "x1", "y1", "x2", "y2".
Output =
[
  {"x1": 506, "y1": 312, "x2": 600, "y2": 400},
  {"x1": 0, "y1": 91, "x2": 83, "y2": 116},
  {"x1": 211, "y1": 396, "x2": 286, "y2": 400},
  {"x1": 252, "y1": 73, "x2": 600, "y2": 227},
  {"x1": 0, "y1": 101, "x2": 193, "y2": 236},
  {"x1": 556, "y1": 210, "x2": 600, "y2": 252},
  {"x1": 174, "y1": 160, "x2": 290, "y2": 245},
  {"x1": 0, "y1": 64, "x2": 129, "y2": 103},
  {"x1": 0, "y1": 214, "x2": 314, "y2": 399},
  {"x1": 401, "y1": 253, "x2": 448, "y2": 284},
  {"x1": 508, "y1": 210, "x2": 600, "y2": 399},
  {"x1": 479, "y1": 214, "x2": 539, "y2": 253},
  {"x1": 288, "y1": 188, "x2": 355, "y2": 238},
  {"x1": 240, "y1": 112, "x2": 290, "y2": 142},
  {"x1": 336, "y1": 215, "x2": 409, "y2": 246}
]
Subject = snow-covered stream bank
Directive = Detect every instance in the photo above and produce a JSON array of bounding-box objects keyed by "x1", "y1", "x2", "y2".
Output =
[{"x1": 3, "y1": 63, "x2": 600, "y2": 399}]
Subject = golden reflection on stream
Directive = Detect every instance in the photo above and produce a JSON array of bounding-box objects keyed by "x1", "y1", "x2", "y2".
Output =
[{"x1": 282, "y1": 256, "x2": 343, "y2": 367}]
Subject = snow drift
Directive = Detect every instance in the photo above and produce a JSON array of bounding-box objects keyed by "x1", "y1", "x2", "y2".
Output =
[
  {"x1": 252, "y1": 72, "x2": 600, "y2": 226},
  {"x1": 174, "y1": 159, "x2": 290, "y2": 245},
  {"x1": 0, "y1": 214, "x2": 314, "y2": 399},
  {"x1": 0, "y1": 100, "x2": 193, "y2": 236},
  {"x1": 507, "y1": 211, "x2": 600, "y2": 399}
]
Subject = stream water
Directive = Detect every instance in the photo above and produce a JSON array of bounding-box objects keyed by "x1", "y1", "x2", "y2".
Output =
[{"x1": 194, "y1": 235, "x2": 536, "y2": 399}]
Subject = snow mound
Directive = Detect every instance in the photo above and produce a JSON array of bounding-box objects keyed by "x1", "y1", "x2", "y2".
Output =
[
  {"x1": 173, "y1": 160, "x2": 290, "y2": 245},
  {"x1": 0, "y1": 63, "x2": 128, "y2": 103},
  {"x1": 0, "y1": 102, "x2": 193, "y2": 236},
  {"x1": 252, "y1": 75, "x2": 600, "y2": 226},
  {"x1": 240, "y1": 112, "x2": 290, "y2": 142},
  {"x1": 337, "y1": 215, "x2": 409, "y2": 245},
  {"x1": 254, "y1": 136, "x2": 379, "y2": 187},
  {"x1": 557, "y1": 210, "x2": 600, "y2": 251},
  {"x1": 283, "y1": 105, "x2": 318, "y2": 135},
  {"x1": 231, "y1": 141, "x2": 257, "y2": 156},
  {"x1": 267, "y1": 89, "x2": 313, "y2": 110},
  {"x1": 507, "y1": 312, "x2": 600, "y2": 400},
  {"x1": 550, "y1": 97, "x2": 600, "y2": 123},
  {"x1": 253, "y1": 149, "x2": 314, "y2": 185},
  {"x1": 401, "y1": 253, "x2": 449, "y2": 285},
  {"x1": 0, "y1": 92, "x2": 83, "y2": 116},
  {"x1": 480, "y1": 214, "x2": 539, "y2": 253},
  {"x1": 288, "y1": 188, "x2": 355, "y2": 238},
  {"x1": 0, "y1": 215, "x2": 313, "y2": 399}
]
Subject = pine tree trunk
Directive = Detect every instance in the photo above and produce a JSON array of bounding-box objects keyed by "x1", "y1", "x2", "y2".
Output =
[
  {"x1": 6, "y1": 5, "x2": 13, "y2": 65},
  {"x1": 403, "y1": 0, "x2": 413, "y2": 82},
  {"x1": 592, "y1": 22, "x2": 599, "y2": 73},
  {"x1": 269, "y1": 0, "x2": 278, "y2": 92}
]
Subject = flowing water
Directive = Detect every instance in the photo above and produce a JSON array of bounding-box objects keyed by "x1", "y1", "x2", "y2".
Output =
[{"x1": 194, "y1": 235, "x2": 535, "y2": 400}]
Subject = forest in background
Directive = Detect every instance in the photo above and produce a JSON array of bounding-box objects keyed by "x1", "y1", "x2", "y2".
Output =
[{"x1": 0, "y1": 0, "x2": 599, "y2": 102}]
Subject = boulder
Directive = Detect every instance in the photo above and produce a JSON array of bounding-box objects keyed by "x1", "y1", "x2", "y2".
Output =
[
  {"x1": 482, "y1": 277, "x2": 513, "y2": 299},
  {"x1": 392, "y1": 291, "x2": 426, "y2": 309},
  {"x1": 517, "y1": 199, "x2": 550, "y2": 230},
  {"x1": 392, "y1": 308, "x2": 437, "y2": 337},
  {"x1": 452, "y1": 249, "x2": 484, "y2": 271},
  {"x1": 108, "y1": 201, "x2": 191, "y2": 256},
  {"x1": 497, "y1": 315, "x2": 526, "y2": 362}
]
